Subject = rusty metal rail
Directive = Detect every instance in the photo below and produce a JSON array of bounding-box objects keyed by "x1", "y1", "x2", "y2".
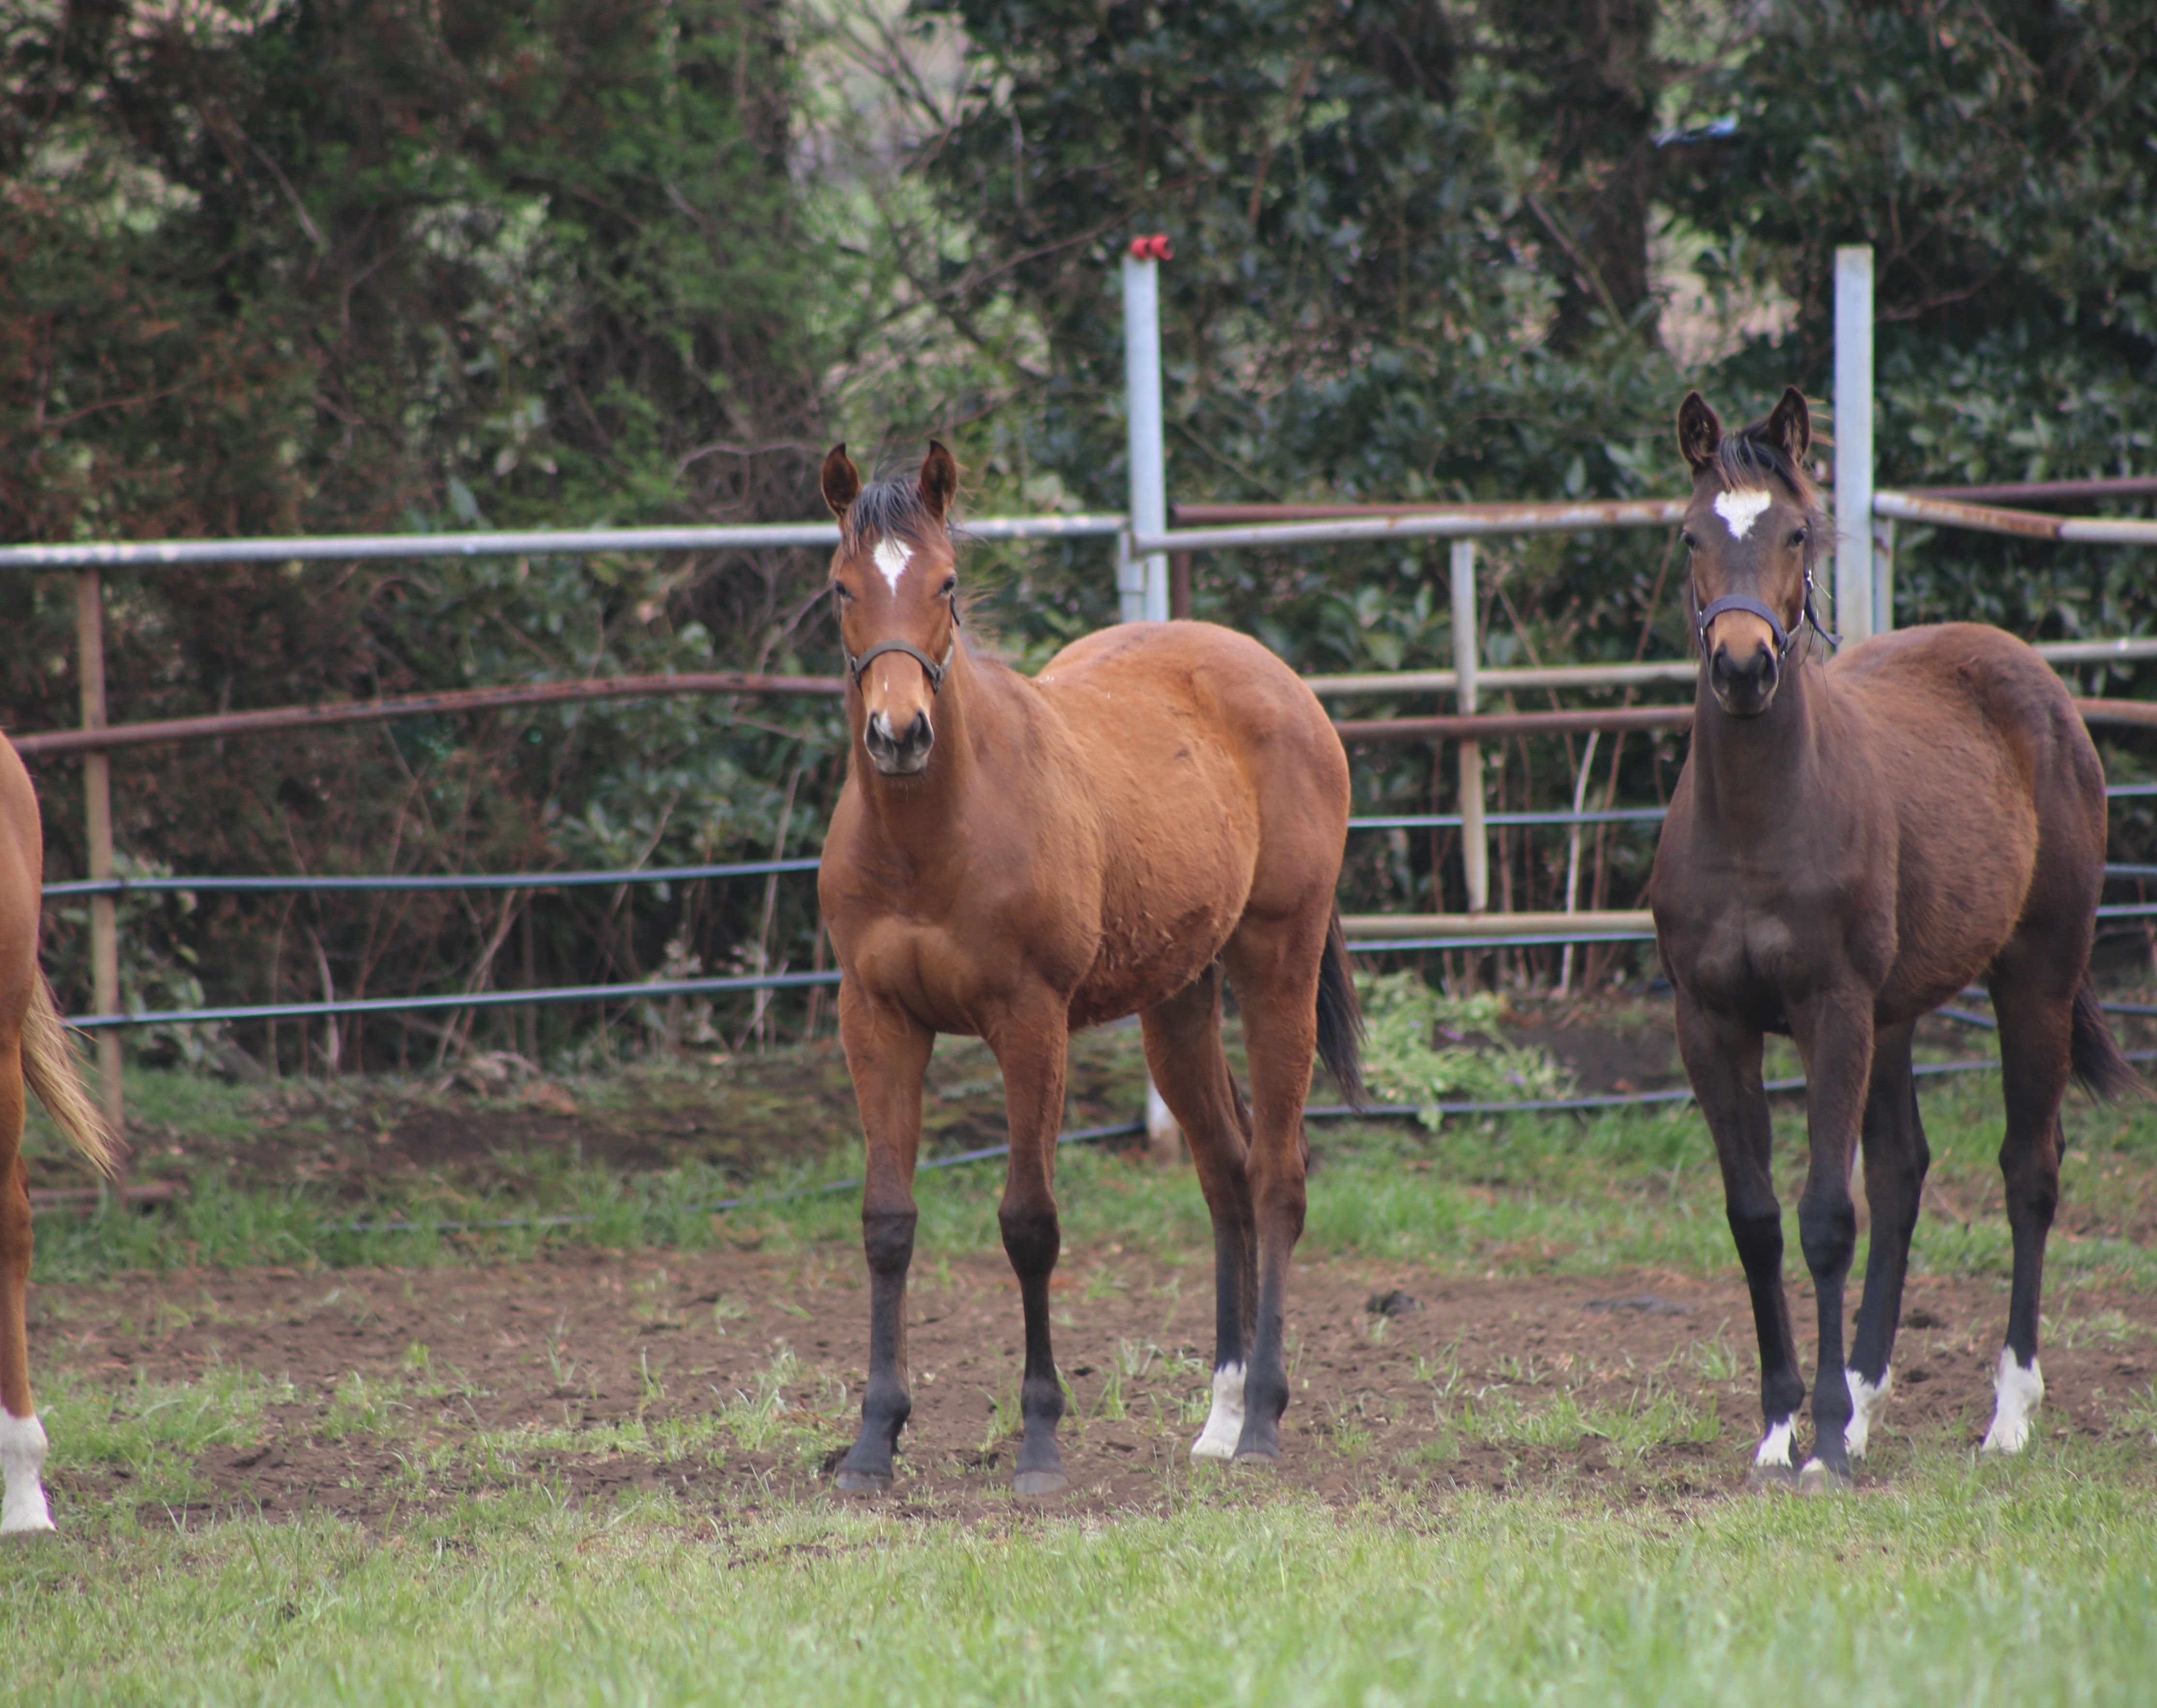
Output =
[
  {"x1": 1873, "y1": 491, "x2": 2157, "y2": 546},
  {"x1": 1134, "y1": 498, "x2": 1689, "y2": 557},
  {"x1": 1334, "y1": 696, "x2": 2157, "y2": 743},
  {"x1": 12, "y1": 671, "x2": 841, "y2": 758},
  {"x1": 14, "y1": 675, "x2": 2156, "y2": 759}
]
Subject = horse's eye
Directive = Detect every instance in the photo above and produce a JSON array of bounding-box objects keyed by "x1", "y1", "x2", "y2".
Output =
[
  {"x1": 833, "y1": 583, "x2": 854, "y2": 602},
  {"x1": 1680, "y1": 531, "x2": 1698, "y2": 552},
  {"x1": 1788, "y1": 528, "x2": 1808, "y2": 549},
  {"x1": 941, "y1": 576, "x2": 957, "y2": 596}
]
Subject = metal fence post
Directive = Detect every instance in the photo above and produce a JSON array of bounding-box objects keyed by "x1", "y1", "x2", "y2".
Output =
[
  {"x1": 74, "y1": 569, "x2": 124, "y2": 1155},
  {"x1": 1834, "y1": 245, "x2": 1876, "y2": 646},
  {"x1": 1451, "y1": 540, "x2": 1489, "y2": 913},
  {"x1": 1120, "y1": 240, "x2": 1170, "y2": 627},
  {"x1": 1122, "y1": 235, "x2": 1182, "y2": 1163},
  {"x1": 1872, "y1": 515, "x2": 1896, "y2": 635}
]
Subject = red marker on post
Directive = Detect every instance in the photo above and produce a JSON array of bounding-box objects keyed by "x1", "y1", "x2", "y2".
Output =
[{"x1": 1128, "y1": 234, "x2": 1174, "y2": 262}]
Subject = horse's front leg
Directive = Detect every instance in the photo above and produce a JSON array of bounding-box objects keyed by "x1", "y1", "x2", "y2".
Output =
[
  {"x1": 834, "y1": 983, "x2": 934, "y2": 1492},
  {"x1": 0, "y1": 1048, "x2": 49, "y2": 1534},
  {"x1": 1675, "y1": 994, "x2": 1805, "y2": 1485},
  {"x1": 989, "y1": 993, "x2": 1073, "y2": 1495},
  {"x1": 1845, "y1": 1022, "x2": 1927, "y2": 1461},
  {"x1": 1791, "y1": 988, "x2": 1875, "y2": 1490}
]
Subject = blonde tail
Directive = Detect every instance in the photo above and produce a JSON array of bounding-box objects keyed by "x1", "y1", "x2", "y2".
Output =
[{"x1": 21, "y1": 977, "x2": 118, "y2": 1179}]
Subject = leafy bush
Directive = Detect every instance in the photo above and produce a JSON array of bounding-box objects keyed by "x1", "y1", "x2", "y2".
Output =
[{"x1": 1354, "y1": 971, "x2": 1572, "y2": 1126}]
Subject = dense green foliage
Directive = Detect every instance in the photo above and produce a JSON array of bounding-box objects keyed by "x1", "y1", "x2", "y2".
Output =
[
  {"x1": 2, "y1": 0, "x2": 842, "y2": 1060},
  {"x1": 1675, "y1": 0, "x2": 2157, "y2": 641},
  {"x1": 1, "y1": 0, "x2": 2153, "y2": 1061}
]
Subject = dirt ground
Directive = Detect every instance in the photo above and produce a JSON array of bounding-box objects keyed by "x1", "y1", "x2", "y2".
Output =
[{"x1": 32, "y1": 1248, "x2": 2155, "y2": 1529}]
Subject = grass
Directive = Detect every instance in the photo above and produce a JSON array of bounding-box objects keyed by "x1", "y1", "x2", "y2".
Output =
[
  {"x1": 24, "y1": 1052, "x2": 2157, "y2": 1294},
  {"x1": 1, "y1": 1449, "x2": 2154, "y2": 1706},
  {"x1": 5, "y1": 1030, "x2": 2155, "y2": 1704}
]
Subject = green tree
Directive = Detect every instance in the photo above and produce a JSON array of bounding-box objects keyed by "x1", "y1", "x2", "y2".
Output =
[
  {"x1": 1, "y1": 0, "x2": 844, "y2": 1061},
  {"x1": 1669, "y1": 0, "x2": 2157, "y2": 642}
]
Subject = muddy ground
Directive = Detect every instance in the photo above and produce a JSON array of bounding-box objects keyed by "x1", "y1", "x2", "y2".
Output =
[{"x1": 33, "y1": 1249, "x2": 2156, "y2": 1530}]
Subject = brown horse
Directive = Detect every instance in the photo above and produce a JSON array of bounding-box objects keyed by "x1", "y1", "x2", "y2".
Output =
[
  {"x1": 814, "y1": 444, "x2": 1362, "y2": 1494},
  {"x1": 0, "y1": 737, "x2": 119, "y2": 1531},
  {"x1": 1649, "y1": 388, "x2": 2141, "y2": 1490}
]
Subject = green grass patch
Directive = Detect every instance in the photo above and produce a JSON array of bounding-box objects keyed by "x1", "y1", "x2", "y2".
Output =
[
  {"x1": 3, "y1": 1448, "x2": 2155, "y2": 1706},
  {"x1": 24, "y1": 1046, "x2": 2157, "y2": 1291}
]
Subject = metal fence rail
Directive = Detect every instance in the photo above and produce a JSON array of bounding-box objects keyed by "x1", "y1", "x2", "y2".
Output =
[
  {"x1": 14, "y1": 479, "x2": 2157, "y2": 1071},
  {"x1": 1873, "y1": 491, "x2": 2157, "y2": 546},
  {"x1": 65, "y1": 968, "x2": 842, "y2": 1033},
  {"x1": 43, "y1": 855, "x2": 821, "y2": 900},
  {"x1": 0, "y1": 514, "x2": 1129, "y2": 572}
]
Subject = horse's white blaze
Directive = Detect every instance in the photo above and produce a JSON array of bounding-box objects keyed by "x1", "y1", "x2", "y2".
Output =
[
  {"x1": 1190, "y1": 1361, "x2": 1246, "y2": 1460},
  {"x1": 1845, "y1": 1366, "x2": 1892, "y2": 1460},
  {"x1": 872, "y1": 537, "x2": 913, "y2": 596},
  {"x1": 1754, "y1": 1417, "x2": 1795, "y2": 1469},
  {"x1": 1981, "y1": 1349, "x2": 2044, "y2": 1454},
  {"x1": 1714, "y1": 487, "x2": 1772, "y2": 541},
  {"x1": 0, "y1": 1411, "x2": 53, "y2": 1534}
]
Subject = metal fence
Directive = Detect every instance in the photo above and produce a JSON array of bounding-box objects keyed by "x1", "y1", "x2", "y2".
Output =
[{"x1": 7, "y1": 243, "x2": 2155, "y2": 1159}]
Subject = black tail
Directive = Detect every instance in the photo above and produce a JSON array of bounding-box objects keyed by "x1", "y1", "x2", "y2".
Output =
[
  {"x1": 2071, "y1": 972, "x2": 2146, "y2": 1101},
  {"x1": 1316, "y1": 908, "x2": 1365, "y2": 1110}
]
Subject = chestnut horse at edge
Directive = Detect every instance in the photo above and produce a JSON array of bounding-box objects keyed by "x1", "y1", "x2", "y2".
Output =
[
  {"x1": 815, "y1": 443, "x2": 1362, "y2": 1495},
  {"x1": 0, "y1": 736, "x2": 120, "y2": 1531}
]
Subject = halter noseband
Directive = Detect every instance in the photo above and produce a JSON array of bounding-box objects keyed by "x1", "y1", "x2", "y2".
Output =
[
  {"x1": 1694, "y1": 572, "x2": 1832, "y2": 663},
  {"x1": 840, "y1": 590, "x2": 962, "y2": 695}
]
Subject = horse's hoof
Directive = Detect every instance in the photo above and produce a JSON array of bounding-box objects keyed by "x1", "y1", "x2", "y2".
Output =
[
  {"x1": 833, "y1": 1468, "x2": 893, "y2": 1494},
  {"x1": 1012, "y1": 1469, "x2": 1068, "y2": 1497},
  {"x1": 1798, "y1": 1457, "x2": 1853, "y2": 1496},
  {"x1": 1231, "y1": 1446, "x2": 1281, "y2": 1470},
  {"x1": 1747, "y1": 1462, "x2": 1799, "y2": 1494}
]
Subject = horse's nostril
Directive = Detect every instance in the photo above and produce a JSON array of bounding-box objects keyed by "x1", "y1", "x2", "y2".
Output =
[{"x1": 1712, "y1": 642, "x2": 1777, "y2": 698}]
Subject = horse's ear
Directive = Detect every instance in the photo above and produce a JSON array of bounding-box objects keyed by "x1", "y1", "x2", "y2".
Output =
[
  {"x1": 1766, "y1": 387, "x2": 1811, "y2": 462},
  {"x1": 919, "y1": 440, "x2": 959, "y2": 523},
  {"x1": 1677, "y1": 392, "x2": 1722, "y2": 474},
  {"x1": 820, "y1": 445, "x2": 862, "y2": 519}
]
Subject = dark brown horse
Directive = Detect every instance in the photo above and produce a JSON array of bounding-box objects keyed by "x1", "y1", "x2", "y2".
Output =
[
  {"x1": 0, "y1": 737, "x2": 118, "y2": 1531},
  {"x1": 1649, "y1": 389, "x2": 2141, "y2": 1490},
  {"x1": 814, "y1": 444, "x2": 1362, "y2": 1494}
]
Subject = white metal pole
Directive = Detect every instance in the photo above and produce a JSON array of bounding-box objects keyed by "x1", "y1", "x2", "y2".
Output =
[
  {"x1": 1121, "y1": 244, "x2": 1170, "y2": 624},
  {"x1": 1834, "y1": 245, "x2": 1875, "y2": 646},
  {"x1": 1451, "y1": 541, "x2": 1489, "y2": 914},
  {"x1": 1872, "y1": 515, "x2": 1895, "y2": 635},
  {"x1": 1122, "y1": 237, "x2": 1181, "y2": 1161}
]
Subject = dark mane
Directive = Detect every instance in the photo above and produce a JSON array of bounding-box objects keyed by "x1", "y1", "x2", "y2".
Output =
[
  {"x1": 841, "y1": 475, "x2": 949, "y2": 553},
  {"x1": 1712, "y1": 413, "x2": 1827, "y2": 567}
]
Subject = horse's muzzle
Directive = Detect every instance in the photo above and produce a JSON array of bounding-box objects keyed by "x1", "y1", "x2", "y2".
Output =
[
  {"x1": 1710, "y1": 640, "x2": 1779, "y2": 717},
  {"x1": 865, "y1": 708, "x2": 934, "y2": 774}
]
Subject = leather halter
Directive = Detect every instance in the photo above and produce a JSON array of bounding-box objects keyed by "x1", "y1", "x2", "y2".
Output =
[
  {"x1": 840, "y1": 592, "x2": 961, "y2": 694},
  {"x1": 1694, "y1": 573, "x2": 1832, "y2": 663}
]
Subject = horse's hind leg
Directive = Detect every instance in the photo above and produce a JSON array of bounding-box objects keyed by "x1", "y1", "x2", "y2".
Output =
[
  {"x1": 1140, "y1": 964, "x2": 1257, "y2": 1461},
  {"x1": 1845, "y1": 1021, "x2": 1928, "y2": 1460},
  {"x1": 1221, "y1": 913, "x2": 1325, "y2": 1464},
  {"x1": 833, "y1": 985, "x2": 935, "y2": 1492},
  {"x1": 1675, "y1": 994, "x2": 1807, "y2": 1485},
  {"x1": 1982, "y1": 937, "x2": 2081, "y2": 1453},
  {"x1": 0, "y1": 1029, "x2": 48, "y2": 1533}
]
